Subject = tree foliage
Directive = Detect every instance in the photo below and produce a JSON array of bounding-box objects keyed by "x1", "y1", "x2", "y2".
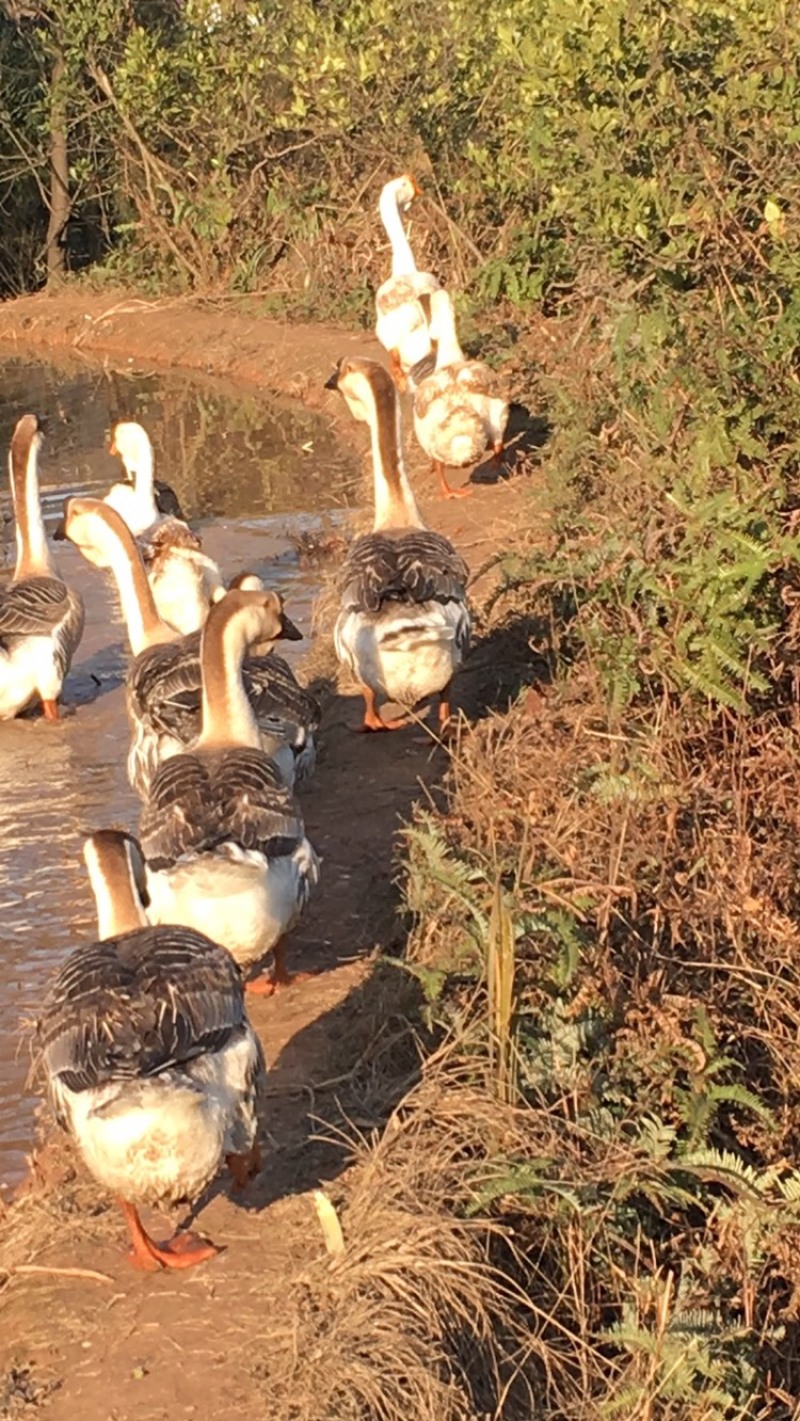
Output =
[{"x1": 0, "y1": 0, "x2": 797, "y2": 310}]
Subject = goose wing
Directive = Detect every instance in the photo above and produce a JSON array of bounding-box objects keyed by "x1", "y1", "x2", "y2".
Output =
[
  {"x1": 341, "y1": 531, "x2": 469, "y2": 613},
  {"x1": 0, "y1": 576, "x2": 84, "y2": 673},
  {"x1": 36, "y1": 925, "x2": 248, "y2": 1103},
  {"x1": 453, "y1": 359, "x2": 506, "y2": 399},
  {"x1": 0, "y1": 576, "x2": 74, "y2": 641},
  {"x1": 128, "y1": 633, "x2": 203, "y2": 744},
  {"x1": 244, "y1": 654, "x2": 320, "y2": 738},
  {"x1": 130, "y1": 638, "x2": 317, "y2": 747},
  {"x1": 140, "y1": 747, "x2": 305, "y2": 870}
]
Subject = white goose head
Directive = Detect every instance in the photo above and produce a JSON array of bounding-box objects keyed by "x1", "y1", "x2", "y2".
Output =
[{"x1": 109, "y1": 421, "x2": 154, "y2": 486}]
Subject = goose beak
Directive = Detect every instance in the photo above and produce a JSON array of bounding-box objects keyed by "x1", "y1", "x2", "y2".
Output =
[
  {"x1": 109, "y1": 438, "x2": 118, "y2": 456},
  {"x1": 279, "y1": 612, "x2": 303, "y2": 642},
  {"x1": 324, "y1": 369, "x2": 339, "y2": 391}
]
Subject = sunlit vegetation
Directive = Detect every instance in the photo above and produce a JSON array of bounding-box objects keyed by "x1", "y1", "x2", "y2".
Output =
[{"x1": 3, "y1": 1, "x2": 800, "y2": 1415}]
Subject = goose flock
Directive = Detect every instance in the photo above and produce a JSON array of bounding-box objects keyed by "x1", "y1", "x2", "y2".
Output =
[{"x1": 3, "y1": 175, "x2": 504, "y2": 1271}]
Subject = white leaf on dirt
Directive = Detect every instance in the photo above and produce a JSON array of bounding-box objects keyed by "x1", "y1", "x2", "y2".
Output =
[{"x1": 313, "y1": 1188, "x2": 345, "y2": 1256}]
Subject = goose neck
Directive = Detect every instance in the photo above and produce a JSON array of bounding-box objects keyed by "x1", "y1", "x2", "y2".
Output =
[
  {"x1": 100, "y1": 522, "x2": 169, "y2": 655},
  {"x1": 198, "y1": 611, "x2": 261, "y2": 750},
  {"x1": 380, "y1": 182, "x2": 417, "y2": 278},
  {"x1": 432, "y1": 296, "x2": 465, "y2": 368},
  {"x1": 84, "y1": 837, "x2": 147, "y2": 939},
  {"x1": 10, "y1": 425, "x2": 54, "y2": 579},
  {"x1": 369, "y1": 381, "x2": 423, "y2": 532}
]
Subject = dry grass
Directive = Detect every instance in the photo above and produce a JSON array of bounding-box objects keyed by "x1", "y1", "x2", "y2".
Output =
[{"x1": 258, "y1": 1067, "x2": 542, "y2": 1421}]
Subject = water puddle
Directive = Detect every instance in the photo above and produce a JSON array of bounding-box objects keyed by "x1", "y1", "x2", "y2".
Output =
[{"x1": 0, "y1": 355, "x2": 359, "y2": 1188}]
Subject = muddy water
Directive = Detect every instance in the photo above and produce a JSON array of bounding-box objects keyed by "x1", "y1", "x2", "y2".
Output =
[{"x1": 0, "y1": 357, "x2": 359, "y2": 1188}]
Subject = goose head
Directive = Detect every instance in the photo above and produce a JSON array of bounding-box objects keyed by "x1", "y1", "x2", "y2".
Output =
[
  {"x1": 216, "y1": 585, "x2": 302, "y2": 648},
  {"x1": 55, "y1": 495, "x2": 132, "y2": 570},
  {"x1": 381, "y1": 174, "x2": 420, "y2": 214},
  {"x1": 325, "y1": 355, "x2": 396, "y2": 425},
  {"x1": 198, "y1": 588, "x2": 301, "y2": 748},
  {"x1": 109, "y1": 421, "x2": 152, "y2": 482}
]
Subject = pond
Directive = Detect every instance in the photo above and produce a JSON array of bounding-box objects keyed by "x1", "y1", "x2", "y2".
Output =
[{"x1": 0, "y1": 355, "x2": 359, "y2": 1188}]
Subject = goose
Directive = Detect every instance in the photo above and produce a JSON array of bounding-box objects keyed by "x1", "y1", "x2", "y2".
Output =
[
  {"x1": 139, "y1": 588, "x2": 320, "y2": 995},
  {"x1": 374, "y1": 175, "x2": 440, "y2": 393},
  {"x1": 324, "y1": 357, "x2": 471, "y2": 730},
  {"x1": 0, "y1": 415, "x2": 84, "y2": 720},
  {"x1": 105, "y1": 420, "x2": 223, "y2": 635},
  {"x1": 35, "y1": 828, "x2": 264, "y2": 1271},
  {"x1": 413, "y1": 289, "x2": 510, "y2": 499},
  {"x1": 105, "y1": 420, "x2": 186, "y2": 533},
  {"x1": 55, "y1": 498, "x2": 318, "y2": 796}
]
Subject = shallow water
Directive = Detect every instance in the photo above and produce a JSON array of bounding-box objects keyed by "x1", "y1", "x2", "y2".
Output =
[{"x1": 0, "y1": 356, "x2": 359, "y2": 1188}]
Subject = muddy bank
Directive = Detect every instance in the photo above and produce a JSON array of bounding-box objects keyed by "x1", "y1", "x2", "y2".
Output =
[{"x1": 0, "y1": 287, "x2": 379, "y2": 448}]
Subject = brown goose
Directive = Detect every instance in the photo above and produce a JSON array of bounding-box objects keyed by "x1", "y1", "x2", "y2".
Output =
[
  {"x1": 55, "y1": 498, "x2": 318, "y2": 796},
  {"x1": 139, "y1": 589, "x2": 320, "y2": 995},
  {"x1": 0, "y1": 415, "x2": 84, "y2": 719},
  {"x1": 35, "y1": 829, "x2": 264, "y2": 1271},
  {"x1": 325, "y1": 357, "x2": 470, "y2": 730}
]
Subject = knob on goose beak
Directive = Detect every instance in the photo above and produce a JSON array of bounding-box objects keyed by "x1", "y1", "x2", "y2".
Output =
[
  {"x1": 324, "y1": 368, "x2": 340, "y2": 391},
  {"x1": 53, "y1": 496, "x2": 72, "y2": 542}
]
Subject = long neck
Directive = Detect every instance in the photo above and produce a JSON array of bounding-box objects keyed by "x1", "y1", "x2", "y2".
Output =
[
  {"x1": 198, "y1": 612, "x2": 261, "y2": 750},
  {"x1": 369, "y1": 381, "x2": 424, "y2": 532},
  {"x1": 126, "y1": 436, "x2": 157, "y2": 518},
  {"x1": 100, "y1": 522, "x2": 171, "y2": 655},
  {"x1": 434, "y1": 299, "x2": 465, "y2": 368},
  {"x1": 380, "y1": 183, "x2": 417, "y2": 278},
  {"x1": 10, "y1": 433, "x2": 54, "y2": 579},
  {"x1": 85, "y1": 839, "x2": 147, "y2": 938}
]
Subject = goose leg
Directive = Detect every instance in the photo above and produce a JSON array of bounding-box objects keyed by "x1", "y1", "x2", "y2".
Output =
[
  {"x1": 389, "y1": 349, "x2": 407, "y2": 393},
  {"x1": 493, "y1": 439, "x2": 505, "y2": 466},
  {"x1": 41, "y1": 699, "x2": 59, "y2": 721},
  {"x1": 359, "y1": 684, "x2": 412, "y2": 732},
  {"x1": 118, "y1": 1198, "x2": 220, "y2": 1271},
  {"x1": 245, "y1": 944, "x2": 316, "y2": 996},
  {"x1": 438, "y1": 686, "x2": 452, "y2": 727},
  {"x1": 226, "y1": 1143, "x2": 261, "y2": 1189},
  {"x1": 432, "y1": 459, "x2": 472, "y2": 500}
]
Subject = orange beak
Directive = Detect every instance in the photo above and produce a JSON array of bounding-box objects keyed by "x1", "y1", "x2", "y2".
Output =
[
  {"x1": 405, "y1": 173, "x2": 421, "y2": 198},
  {"x1": 109, "y1": 438, "x2": 118, "y2": 457}
]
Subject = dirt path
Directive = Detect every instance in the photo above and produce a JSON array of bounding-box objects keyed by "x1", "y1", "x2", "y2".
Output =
[{"x1": 0, "y1": 289, "x2": 534, "y2": 1420}]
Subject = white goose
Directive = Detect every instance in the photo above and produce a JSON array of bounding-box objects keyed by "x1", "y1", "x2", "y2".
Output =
[
  {"x1": 325, "y1": 357, "x2": 471, "y2": 729},
  {"x1": 413, "y1": 289, "x2": 510, "y2": 499},
  {"x1": 374, "y1": 175, "x2": 440, "y2": 392},
  {"x1": 0, "y1": 415, "x2": 84, "y2": 720},
  {"x1": 35, "y1": 828, "x2": 264, "y2": 1271},
  {"x1": 105, "y1": 420, "x2": 223, "y2": 634},
  {"x1": 56, "y1": 498, "x2": 317, "y2": 796},
  {"x1": 139, "y1": 589, "x2": 320, "y2": 995}
]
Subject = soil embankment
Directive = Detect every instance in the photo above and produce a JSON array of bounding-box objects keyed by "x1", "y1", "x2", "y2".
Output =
[{"x1": 0, "y1": 287, "x2": 532, "y2": 1419}]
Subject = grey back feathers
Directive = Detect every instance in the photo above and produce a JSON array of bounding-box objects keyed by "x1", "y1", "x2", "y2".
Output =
[
  {"x1": 140, "y1": 747, "x2": 306, "y2": 871},
  {"x1": 36, "y1": 926, "x2": 255, "y2": 1104}
]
